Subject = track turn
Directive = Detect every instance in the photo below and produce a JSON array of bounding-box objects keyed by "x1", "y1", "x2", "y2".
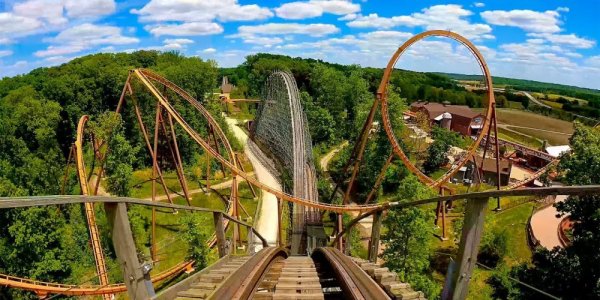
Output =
[{"x1": 378, "y1": 30, "x2": 495, "y2": 188}]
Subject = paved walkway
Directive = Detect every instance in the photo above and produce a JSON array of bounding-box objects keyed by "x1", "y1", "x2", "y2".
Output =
[
  {"x1": 530, "y1": 183, "x2": 568, "y2": 249},
  {"x1": 224, "y1": 116, "x2": 280, "y2": 249}
]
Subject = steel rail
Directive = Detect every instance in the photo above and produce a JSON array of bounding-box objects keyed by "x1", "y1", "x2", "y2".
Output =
[
  {"x1": 0, "y1": 195, "x2": 267, "y2": 296},
  {"x1": 312, "y1": 247, "x2": 390, "y2": 300},
  {"x1": 131, "y1": 69, "x2": 385, "y2": 213},
  {"x1": 378, "y1": 30, "x2": 495, "y2": 188},
  {"x1": 124, "y1": 70, "x2": 237, "y2": 247},
  {"x1": 330, "y1": 185, "x2": 600, "y2": 246},
  {"x1": 73, "y1": 116, "x2": 111, "y2": 299}
]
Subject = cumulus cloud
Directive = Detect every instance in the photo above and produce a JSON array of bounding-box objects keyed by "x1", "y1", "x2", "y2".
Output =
[
  {"x1": 0, "y1": 0, "x2": 116, "y2": 44},
  {"x1": 146, "y1": 22, "x2": 224, "y2": 37},
  {"x1": 0, "y1": 12, "x2": 43, "y2": 36},
  {"x1": 528, "y1": 33, "x2": 595, "y2": 49},
  {"x1": 347, "y1": 5, "x2": 493, "y2": 40},
  {"x1": 237, "y1": 23, "x2": 340, "y2": 37},
  {"x1": 202, "y1": 48, "x2": 217, "y2": 54},
  {"x1": 132, "y1": 0, "x2": 272, "y2": 23},
  {"x1": 64, "y1": 0, "x2": 116, "y2": 18},
  {"x1": 275, "y1": 0, "x2": 360, "y2": 20},
  {"x1": 132, "y1": 0, "x2": 270, "y2": 36},
  {"x1": 35, "y1": 23, "x2": 139, "y2": 57},
  {"x1": 0, "y1": 50, "x2": 13, "y2": 58},
  {"x1": 481, "y1": 9, "x2": 564, "y2": 33},
  {"x1": 474, "y1": 2, "x2": 485, "y2": 8}
]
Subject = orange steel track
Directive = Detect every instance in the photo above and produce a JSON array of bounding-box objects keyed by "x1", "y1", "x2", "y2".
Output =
[
  {"x1": 0, "y1": 31, "x2": 560, "y2": 297},
  {"x1": 379, "y1": 30, "x2": 496, "y2": 188},
  {"x1": 74, "y1": 115, "x2": 111, "y2": 300}
]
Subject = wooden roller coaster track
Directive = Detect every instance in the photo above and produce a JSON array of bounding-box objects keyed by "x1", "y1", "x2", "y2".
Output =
[{"x1": 0, "y1": 30, "x2": 572, "y2": 298}]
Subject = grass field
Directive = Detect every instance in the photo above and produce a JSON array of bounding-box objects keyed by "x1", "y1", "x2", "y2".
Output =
[
  {"x1": 497, "y1": 127, "x2": 543, "y2": 149},
  {"x1": 542, "y1": 100, "x2": 563, "y2": 109},
  {"x1": 494, "y1": 109, "x2": 574, "y2": 146},
  {"x1": 507, "y1": 126, "x2": 571, "y2": 145},
  {"x1": 495, "y1": 109, "x2": 574, "y2": 134},
  {"x1": 530, "y1": 92, "x2": 588, "y2": 105}
]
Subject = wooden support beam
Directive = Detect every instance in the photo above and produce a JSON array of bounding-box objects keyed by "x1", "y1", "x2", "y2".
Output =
[
  {"x1": 368, "y1": 210, "x2": 383, "y2": 263},
  {"x1": 445, "y1": 197, "x2": 488, "y2": 300},
  {"x1": 105, "y1": 202, "x2": 154, "y2": 299},
  {"x1": 277, "y1": 198, "x2": 282, "y2": 247},
  {"x1": 336, "y1": 213, "x2": 343, "y2": 251},
  {"x1": 213, "y1": 212, "x2": 227, "y2": 258}
]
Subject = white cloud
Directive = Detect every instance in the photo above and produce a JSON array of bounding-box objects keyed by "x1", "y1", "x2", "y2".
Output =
[
  {"x1": 202, "y1": 48, "x2": 217, "y2": 54},
  {"x1": 481, "y1": 9, "x2": 563, "y2": 33},
  {"x1": 163, "y1": 38, "x2": 194, "y2": 45},
  {"x1": 347, "y1": 5, "x2": 493, "y2": 40},
  {"x1": 64, "y1": 0, "x2": 116, "y2": 18},
  {"x1": 12, "y1": 0, "x2": 68, "y2": 25},
  {"x1": 275, "y1": 2, "x2": 323, "y2": 19},
  {"x1": 0, "y1": 50, "x2": 13, "y2": 58},
  {"x1": 145, "y1": 22, "x2": 223, "y2": 36},
  {"x1": 51, "y1": 23, "x2": 138, "y2": 45},
  {"x1": 0, "y1": 0, "x2": 117, "y2": 44},
  {"x1": 146, "y1": 22, "x2": 224, "y2": 37},
  {"x1": 132, "y1": 0, "x2": 272, "y2": 23},
  {"x1": 556, "y1": 7, "x2": 569, "y2": 13},
  {"x1": 0, "y1": 38, "x2": 10, "y2": 45},
  {"x1": 338, "y1": 13, "x2": 357, "y2": 21},
  {"x1": 275, "y1": 0, "x2": 360, "y2": 20},
  {"x1": 34, "y1": 45, "x2": 87, "y2": 57},
  {"x1": 237, "y1": 23, "x2": 340, "y2": 37},
  {"x1": 474, "y1": 2, "x2": 485, "y2": 8},
  {"x1": 0, "y1": 12, "x2": 42, "y2": 36},
  {"x1": 35, "y1": 23, "x2": 138, "y2": 57},
  {"x1": 528, "y1": 33, "x2": 595, "y2": 49}
]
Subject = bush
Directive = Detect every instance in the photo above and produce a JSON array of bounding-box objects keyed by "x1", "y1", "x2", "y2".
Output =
[{"x1": 478, "y1": 229, "x2": 509, "y2": 268}]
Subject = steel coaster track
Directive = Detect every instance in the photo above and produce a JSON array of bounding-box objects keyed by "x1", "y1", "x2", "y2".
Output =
[{"x1": 0, "y1": 30, "x2": 567, "y2": 297}]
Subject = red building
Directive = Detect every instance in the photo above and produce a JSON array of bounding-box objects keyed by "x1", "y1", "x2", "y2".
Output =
[{"x1": 410, "y1": 101, "x2": 484, "y2": 136}]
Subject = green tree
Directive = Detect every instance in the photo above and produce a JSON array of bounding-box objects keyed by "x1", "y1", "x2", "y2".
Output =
[
  {"x1": 182, "y1": 213, "x2": 210, "y2": 269},
  {"x1": 506, "y1": 124, "x2": 600, "y2": 299},
  {"x1": 382, "y1": 175, "x2": 439, "y2": 298}
]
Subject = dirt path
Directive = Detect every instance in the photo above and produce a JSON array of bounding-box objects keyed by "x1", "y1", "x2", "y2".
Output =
[
  {"x1": 319, "y1": 141, "x2": 348, "y2": 171},
  {"x1": 530, "y1": 183, "x2": 568, "y2": 249},
  {"x1": 224, "y1": 116, "x2": 280, "y2": 249},
  {"x1": 142, "y1": 174, "x2": 253, "y2": 202}
]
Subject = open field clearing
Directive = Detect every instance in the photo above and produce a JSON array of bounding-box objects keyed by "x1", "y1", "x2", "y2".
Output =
[
  {"x1": 530, "y1": 92, "x2": 588, "y2": 105},
  {"x1": 495, "y1": 109, "x2": 574, "y2": 134},
  {"x1": 507, "y1": 126, "x2": 571, "y2": 145}
]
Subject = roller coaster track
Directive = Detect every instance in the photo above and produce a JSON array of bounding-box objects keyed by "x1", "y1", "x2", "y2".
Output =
[
  {"x1": 3, "y1": 185, "x2": 597, "y2": 298},
  {"x1": 378, "y1": 30, "x2": 496, "y2": 189},
  {"x1": 73, "y1": 115, "x2": 111, "y2": 300},
  {"x1": 0, "y1": 195, "x2": 268, "y2": 297},
  {"x1": 0, "y1": 30, "x2": 574, "y2": 298}
]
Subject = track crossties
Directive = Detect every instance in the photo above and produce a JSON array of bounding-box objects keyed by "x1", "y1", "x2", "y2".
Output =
[{"x1": 252, "y1": 71, "x2": 319, "y2": 254}]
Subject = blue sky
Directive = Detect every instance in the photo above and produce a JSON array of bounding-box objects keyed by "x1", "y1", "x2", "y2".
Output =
[{"x1": 1, "y1": 0, "x2": 599, "y2": 89}]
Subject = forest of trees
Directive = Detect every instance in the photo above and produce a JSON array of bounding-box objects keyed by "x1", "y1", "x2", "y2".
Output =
[
  {"x1": 0, "y1": 51, "x2": 222, "y2": 298},
  {"x1": 1, "y1": 51, "x2": 598, "y2": 299}
]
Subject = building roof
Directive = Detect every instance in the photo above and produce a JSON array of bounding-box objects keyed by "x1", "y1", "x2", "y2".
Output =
[
  {"x1": 221, "y1": 76, "x2": 234, "y2": 93},
  {"x1": 469, "y1": 156, "x2": 512, "y2": 175},
  {"x1": 545, "y1": 145, "x2": 571, "y2": 158},
  {"x1": 410, "y1": 101, "x2": 481, "y2": 120}
]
